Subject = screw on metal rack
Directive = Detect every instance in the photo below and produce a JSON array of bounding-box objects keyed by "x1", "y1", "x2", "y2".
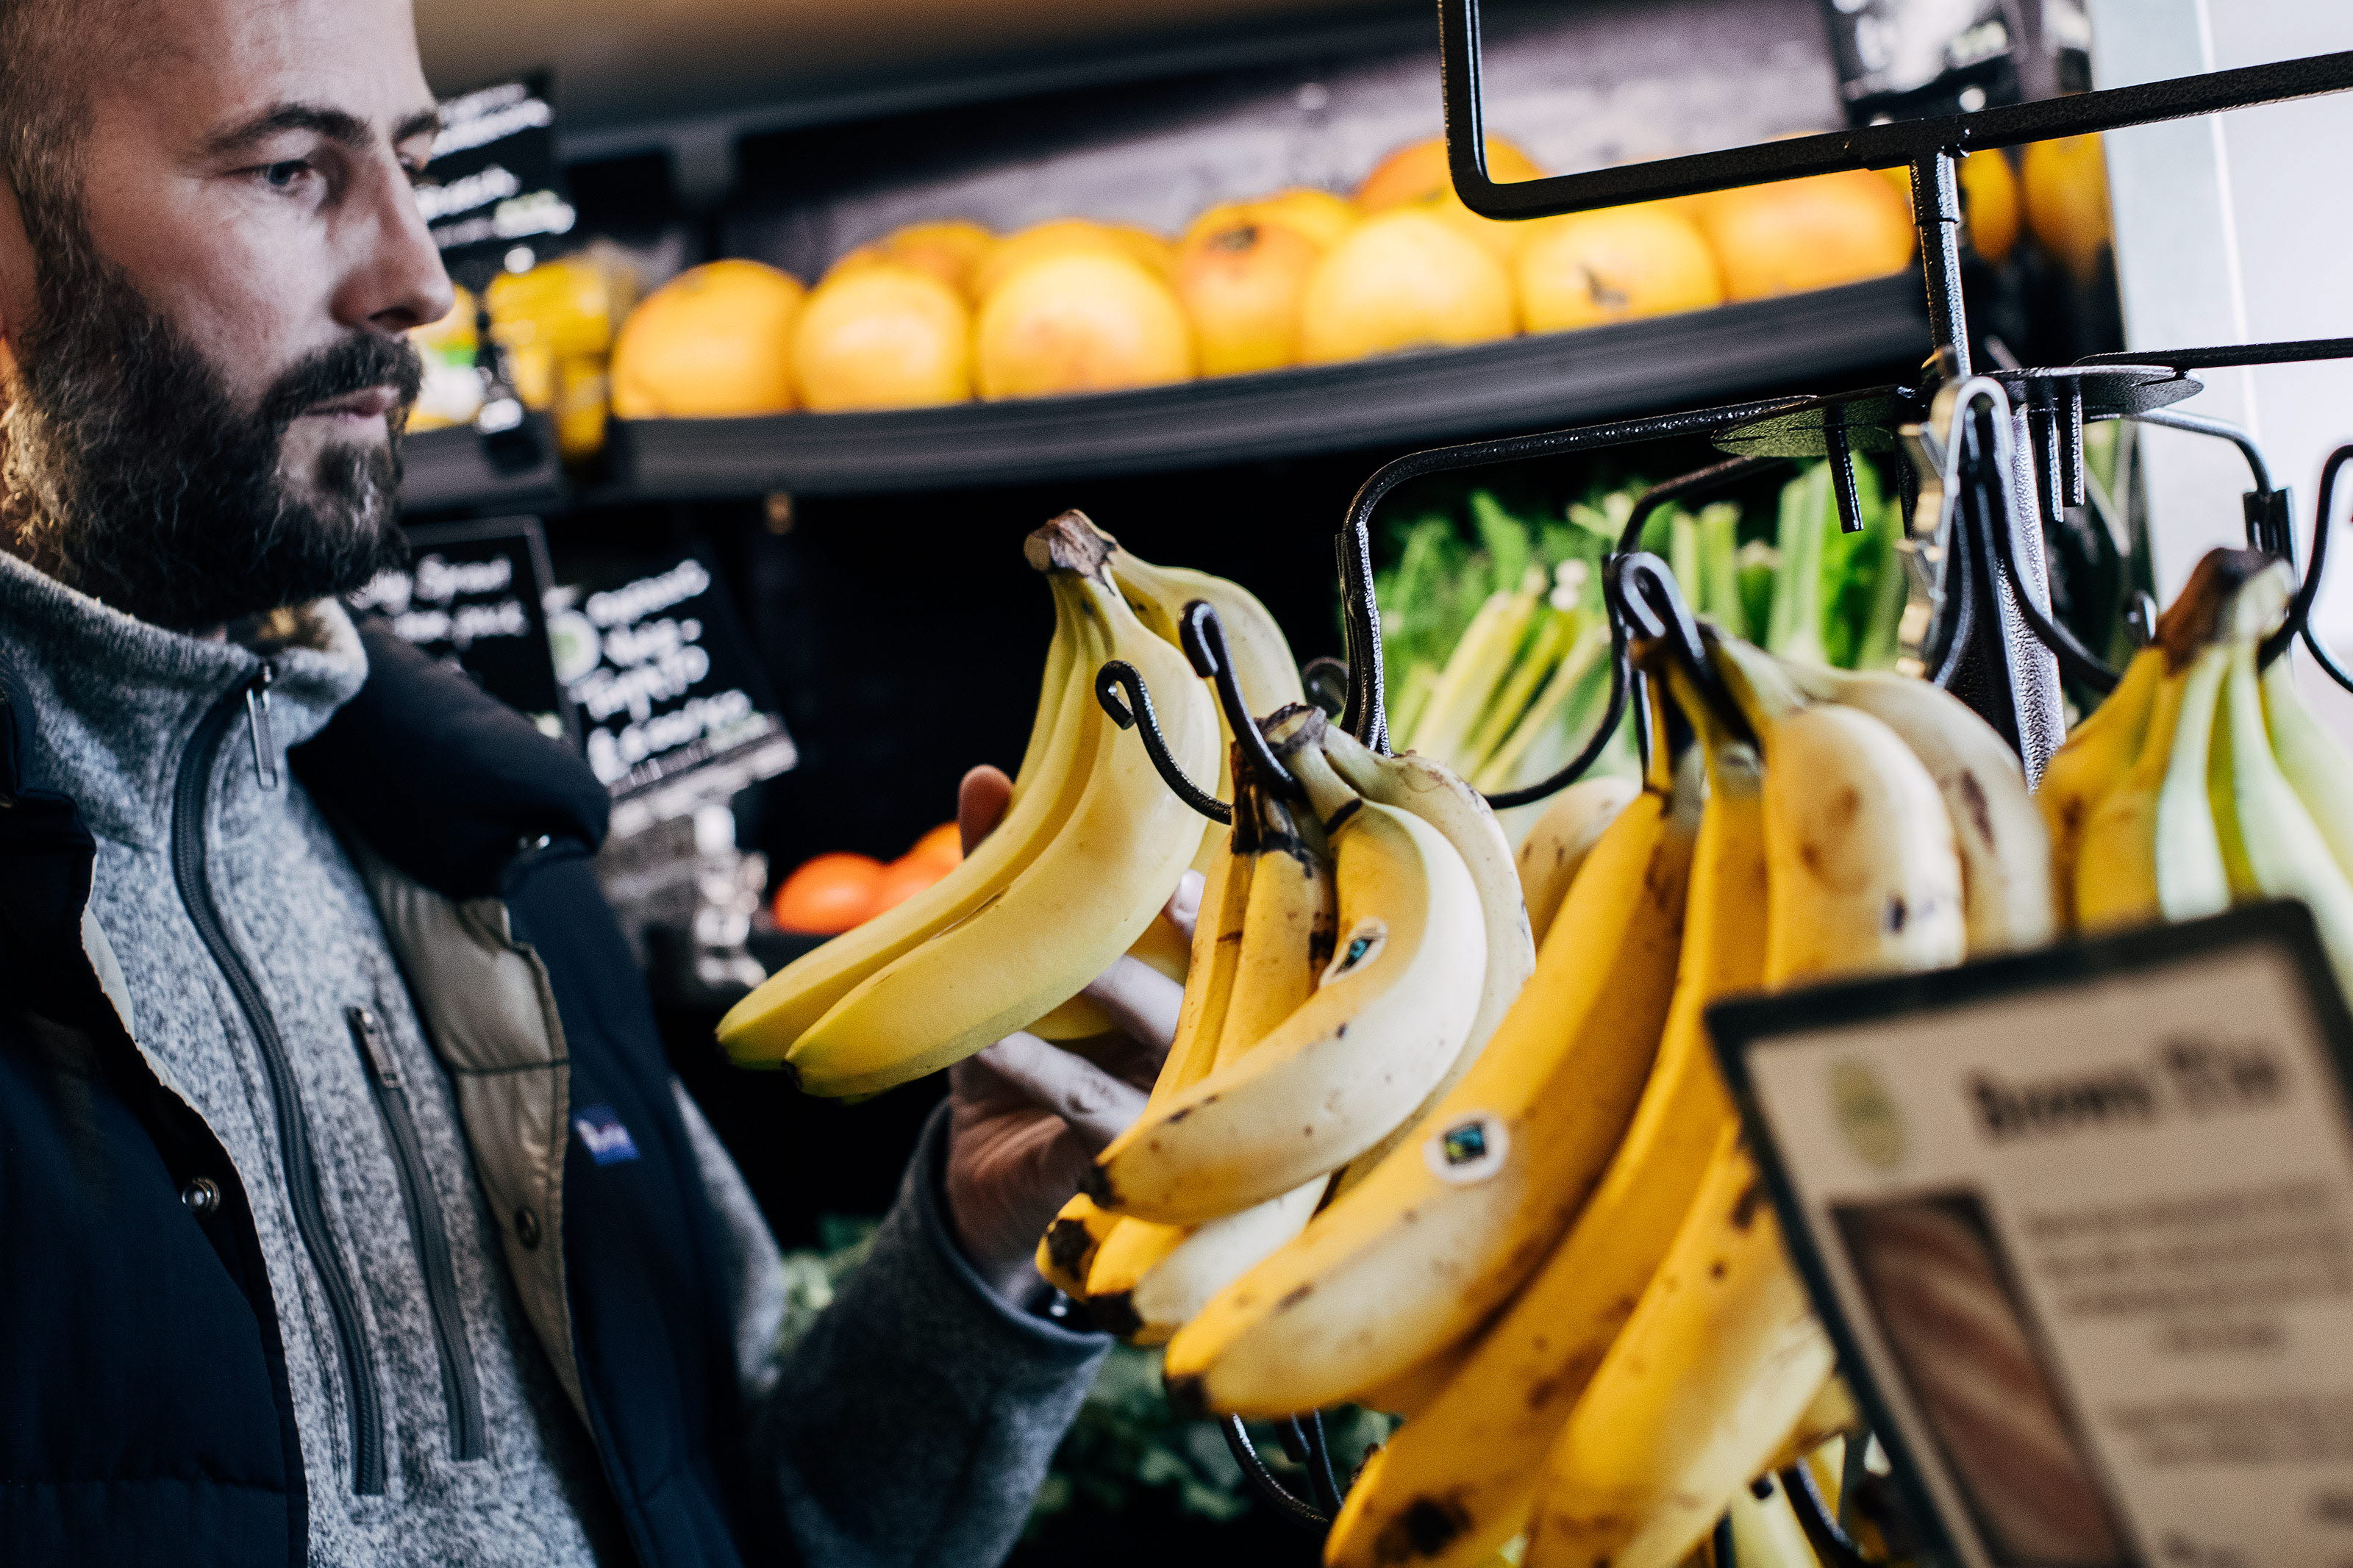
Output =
[{"x1": 1093, "y1": 660, "x2": 1232, "y2": 824}]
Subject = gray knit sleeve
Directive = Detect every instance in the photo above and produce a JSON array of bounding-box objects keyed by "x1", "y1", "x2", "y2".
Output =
[{"x1": 674, "y1": 1086, "x2": 1109, "y2": 1567}]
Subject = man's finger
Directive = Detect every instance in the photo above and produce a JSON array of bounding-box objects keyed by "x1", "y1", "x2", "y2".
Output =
[
  {"x1": 970, "y1": 1031, "x2": 1150, "y2": 1151},
  {"x1": 1080, "y1": 954, "x2": 1185, "y2": 1056},
  {"x1": 1164, "y1": 867, "x2": 1204, "y2": 945},
  {"x1": 957, "y1": 765, "x2": 1014, "y2": 856}
]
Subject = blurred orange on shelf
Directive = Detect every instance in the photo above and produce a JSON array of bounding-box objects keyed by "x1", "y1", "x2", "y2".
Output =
[
  {"x1": 871, "y1": 853, "x2": 953, "y2": 916},
  {"x1": 1690, "y1": 168, "x2": 1915, "y2": 301},
  {"x1": 975, "y1": 250, "x2": 1196, "y2": 398},
  {"x1": 771, "y1": 852, "x2": 886, "y2": 934},
  {"x1": 970, "y1": 218, "x2": 1175, "y2": 301},
  {"x1": 1299, "y1": 207, "x2": 1515, "y2": 364},
  {"x1": 906, "y1": 821, "x2": 964, "y2": 872},
  {"x1": 612, "y1": 259, "x2": 805, "y2": 418},
  {"x1": 830, "y1": 218, "x2": 996, "y2": 293},
  {"x1": 1516, "y1": 202, "x2": 1724, "y2": 332},
  {"x1": 791, "y1": 262, "x2": 973, "y2": 412},
  {"x1": 2023, "y1": 133, "x2": 2112, "y2": 284},
  {"x1": 1176, "y1": 215, "x2": 1323, "y2": 376},
  {"x1": 1356, "y1": 133, "x2": 1546, "y2": 212}
]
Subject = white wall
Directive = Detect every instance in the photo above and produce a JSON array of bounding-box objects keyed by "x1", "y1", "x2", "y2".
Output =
[{"x1": 2089, "y1": 0, "x2": 2353, "y2": 723}]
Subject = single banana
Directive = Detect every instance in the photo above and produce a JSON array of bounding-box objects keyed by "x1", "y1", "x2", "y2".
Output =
[
  {"x1": 782, "y1": 516, "x2": 1221, "y2": 1097},
  {"x1": 1321, "y1": 722, "x2": 1538, "y2": 1195},
  {"x1": 1513, "y1": 776, "x2": 1640, "y2": 948},
  {"x1": 1032, "y1": 908, "x2": 1193, "y2": 1040},
  {"x1": 1090, "y1": 744, "x2": 1485, "y2": 1222},
  {"x1": 1084, "y1": 1214, "x2": 1192, "y2": 1337},
  {"x1": 1354, "y1": 1336, "x2": 1477, "y2": 1421},
  {"x1": 1328, "y1": 658, "x2": 1764, "y2": 1568},
  {"x1": 1212, "y1": 762, "x2": 1338, "y2": 1064},
  {"x1": 1113, "y1": 1177, "x2": 1328, "y2": 1345},
  {"x1": 1778, "y1": 657, "x2": 2052, "y2": 956},
  {"x1": 2035, "y1": 645, "x2": 2163, "y2": 931},
  {"x1": 1713, "y1": 642, "x2": 1964, "y2": 984},
  {"x1": 721, "y1": 575, "x2": 1096, "y2": 1063},
  {"x1": 1162, "y1": 715, "x2": 1699, "y2": 1419},
  {"x1": 1726, "y1": 1470, "x2": 1828, "y2": 1568},
  {"x1": 2210, "y1": 565, "x2": 2353, "y2": 995},
  {"x1": 1522, "y1": 1131, "x2": 1837, "y2": 1568},
  {"x1": 2262, "y1": 641, "x2": 2353, "y2": 884},
  {"x1": 2074, "y1": 549, "x2": 2264, "y2": 934},
  {"x1": 1038, "y1": 1193, "x2": 1120, "y2": 1297},
  {"x1": 1758, "y1": 1375, "x2": 1858, "y2": 1478}
]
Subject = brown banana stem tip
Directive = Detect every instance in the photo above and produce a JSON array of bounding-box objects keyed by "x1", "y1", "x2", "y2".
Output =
[
  {"x1": 2156, "y1": 546, "x2": 2273, "y2": 668},
  {"x1": 1260, "y1": 702, "x2": 1325, "y2": 756},
  {"x1": 1024, "y1": 509, "x2": 1119, "y2": 579}
]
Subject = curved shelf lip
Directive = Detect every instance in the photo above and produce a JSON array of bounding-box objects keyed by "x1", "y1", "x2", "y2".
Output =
[{"x1": 606, "y1": 275, "x2": 1929, "y2": 498}]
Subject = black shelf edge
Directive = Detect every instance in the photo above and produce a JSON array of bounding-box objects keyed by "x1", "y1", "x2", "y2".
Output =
[
  {"x1": 606, "y1": 276, "x2": 1929, "y2": 498},
  {"x1": 400, "y1": 412, "x2": 567, "y2": 515}
]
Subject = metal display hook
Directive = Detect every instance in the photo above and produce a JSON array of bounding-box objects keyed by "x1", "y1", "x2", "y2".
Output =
[
  {"x1": 2268, "y1": 442, "x2": 2353, "y2": 690},
  {"x1": 1093, "y1": 661, "x2": 1232, "y2": 824}
]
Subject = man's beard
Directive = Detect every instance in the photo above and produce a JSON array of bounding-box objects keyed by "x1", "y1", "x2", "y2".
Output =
[{"x1": 0, "y1": 212, "x2": 424, "y2": 634}]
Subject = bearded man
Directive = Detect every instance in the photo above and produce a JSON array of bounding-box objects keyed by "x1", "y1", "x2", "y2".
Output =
[{"x1": 0, "y1": 1, "x2": 1186, "y2": 1563}]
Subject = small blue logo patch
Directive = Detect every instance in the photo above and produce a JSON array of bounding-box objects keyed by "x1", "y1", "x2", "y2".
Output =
[{"x1": 573, "y1": 1104, "x2": 640, "y2": 1166}]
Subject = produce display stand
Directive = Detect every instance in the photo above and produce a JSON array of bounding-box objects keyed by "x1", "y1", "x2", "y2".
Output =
[{"x1": 1091, "y1": 11, "x2": 2353, "y2": 1544}]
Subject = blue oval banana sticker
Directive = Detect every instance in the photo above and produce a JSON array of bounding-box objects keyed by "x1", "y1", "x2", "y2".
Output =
[
  {"x1": 1828, "y1": 1058, "x2": 1905, "y2": 1170},
  {"x1": 1321, "y1": 917, "x2": 1388, "y2": 986},
  {"x1": 1425, "y1": 1112, "x2": 1509, "y2": 1186}
]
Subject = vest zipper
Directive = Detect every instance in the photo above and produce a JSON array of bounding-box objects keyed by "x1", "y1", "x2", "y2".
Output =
[
  {"x1": 346, "y1": 1005, "x2": 488, "y2": 1462},
  {"x1": 173, "y1": 673, "x2": 386, "y2": 1495}
]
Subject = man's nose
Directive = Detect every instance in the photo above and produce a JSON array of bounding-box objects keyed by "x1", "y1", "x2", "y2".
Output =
[{"x1": 333, "y1": 154, "x2": 454, "y2": 337}]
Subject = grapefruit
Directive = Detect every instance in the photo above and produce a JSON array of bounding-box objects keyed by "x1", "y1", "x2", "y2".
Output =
[
  {"x1": 791, "y1": 263, "x2": 972, "y2": 412},
  {"x1": 1356, "y1": 133, "x2": 1546, "y2": 212},
  {"x1": 971, "y1": 218, "x2": 1175, "y2": 301},
  {"x1": 975, "y1": 250, "x2": 1196, "y2": 398},
  {"x1": 1692, "y1": 169, "x2": 1916, "y2": 300},
  {"x1": 611, "y1": 259, "x2": 804, "y2": 418},
  {"x1": 1517, "y1": 203, "x2": 1724, "y2": 332},
  {"x1": 1298, "y1": 207, "x2": 1516, "y2": 364},
  {"x1": 1176, "y1": 216, "x2": 1323, "y2": 376}
]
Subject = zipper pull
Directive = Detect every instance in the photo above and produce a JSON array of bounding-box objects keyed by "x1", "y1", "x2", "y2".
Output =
[
  {"x1": 245, "y1": 660, "x2": 279, "y2": 792},
  {"x1": 346, "y1": 1006, "x2": 401, "y2": 1089}
]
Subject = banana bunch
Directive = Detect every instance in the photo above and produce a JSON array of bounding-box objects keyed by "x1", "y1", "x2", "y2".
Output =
[
  {"x1": 1061, "y1": 704, "x2": 1524, "y2": 1345},
  {"x1": 1163, "y1": 612, "x2": 2022, "y2": 1568},
  {"x1": 2044, "y1": 546, "x2": 2353, "y2": 993},
  {"x1": 717, "y1": 509, "x2": 1298, "y2": 1095}
]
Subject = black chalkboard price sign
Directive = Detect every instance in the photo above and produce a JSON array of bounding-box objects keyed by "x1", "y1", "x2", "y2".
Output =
[{"x1": 416, "y1": 72, "x2": 574, "y2": 280}]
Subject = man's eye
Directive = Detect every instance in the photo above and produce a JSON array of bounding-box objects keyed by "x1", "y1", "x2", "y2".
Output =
[{"x1": 259, "y1": 160, "x2": 313, "y2": 190}]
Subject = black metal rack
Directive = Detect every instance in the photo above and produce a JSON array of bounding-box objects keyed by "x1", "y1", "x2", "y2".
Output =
[{"x1": 1122, "y1": 10, "x2": 2353, "y2": 1544}]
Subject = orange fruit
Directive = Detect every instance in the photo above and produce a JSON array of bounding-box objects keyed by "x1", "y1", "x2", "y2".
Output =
[
  {"x1": 611, "y1": 259, "x2": 804, "y2": 418},
  {"x1": 829, "y1": 218, "x2": 994, "y2": 293},
  {"x1": 771, "y1": 852, "x2": 885, "y2": 934},
  {"x1": 906, "y1": 821, "x2": 964, "y2": 871},
  {"x1": 1176, "y1": 216, "x2": 1323, "y2": 376},
  {"x1": 971, "y1": 218, "x2": 1175, "y2": 302},
  {"x1": 974, "y1": 250, "x2": 1196, "y2": 399},
  {"x1": 1298, "y1": 207, "x2": 1516, "y2": 364},
  {"x1": 1415, "y1": 188, "x2": 1529, "y2": 265},
  {"x1": 1516, "y1": 203, "x2": 1724, "y2": 332},
  {"x1": 2023, "y1": 134, "x2": 2111, "y2": 284},
  {"x1": 871, "y1": 853, "x2": 952, "y2": 916},
  {"x1": 1690, "y1": 170, "x2": 1916, "y2": 300},
  {"x1": 1356, "y1": 134, "x2": 1546, "y2": 212},
  {"x1": 790, "y1": 263, "x2": 972, "y2": 412},
  {"x1": 1187, "y1": 188, "x2": 1359, "y2": 254}
]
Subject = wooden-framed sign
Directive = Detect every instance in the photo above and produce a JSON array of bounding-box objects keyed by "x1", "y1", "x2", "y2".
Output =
[{"x1": 1713, "y1": 902, "x2": 2353, "y2": 1568}]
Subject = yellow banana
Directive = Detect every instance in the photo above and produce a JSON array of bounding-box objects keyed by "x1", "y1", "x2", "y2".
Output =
[
  {"x1": 1727, "y1": 1470, "x2": 1827, "y2": 1568},
  {"x1": 1354, "y1": 1336, "x2": 1478, "y2": 1421},
  {"x1": 1513, "y1": 775, "x2": 1640, "y2": 948},
  {"x1": 1161, "y1": 717, "x2": 1699, "y2": 1418},
  {"x1": 1115, "y1": 1177, "x2": 1328, "y2": 1345},
  {"x1": 1032, "y1": 909, "x2": 1193, "y2": 1040},
  {"x1": 1084, "y1": 1214, "x2": 1191, "y2": 1338},
  {"x1": 1321, "y1": 723, "x2": 1537, "y2": 1196},
  {"x1": 2210, "y1": 565, "x2": 2353, "y2": 995},
  {"x1": 1779, "y1": 658, "x2": 2052, "y2": 956},
  {"x1": 1523, "y1": 1131, "x2": 1837, "y2": 1568},
  {"x1": 721, "y1": 575, "x2": 1095, "y2": 1064},
  {"x1": 1038, "y1": 1193, "x2": 1120, "y2": 1297},
  {"x1": 2035, "y1": 645, "x2": 2163, "y2": 931},
  {"x1": 1212, "y1": 765, "x2": 1338, "y2": 1064},
  {"x1": 2261, "y1": 638, "x2": 2353, "y2": 884},
  {"x1": 1758, "y1": 1376, "x2": 1858, "y2": 1478},
  {"x1": 1328, "y1": 658, "x2": 1764, "y2": 1568},
  {"x1": 1090, "y1": 737, "x2": 1485, "y2": 1222},
  {"x1": 2074, "y1": 550, "x2": 2265, "y2": 934},
  {"x1": 781, "y1": 517, "x2": 1221, "y2": 1096}
]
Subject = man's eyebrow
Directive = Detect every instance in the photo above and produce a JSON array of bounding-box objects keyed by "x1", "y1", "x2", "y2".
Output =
[
  {"x1": 393, "y1": 107, "x2": 441, "y2": 150},
  {"x1": 204, "y1": 103, "x2": 418, "y2": 159}
]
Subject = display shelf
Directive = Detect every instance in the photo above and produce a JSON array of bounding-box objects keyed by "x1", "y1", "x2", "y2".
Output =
[
  {"x1": 605, "y1": 276, "x2": 1929, "y2": 498},
  {"x1": 400, "y1": 412, "x2": 566, "y2": 515}
]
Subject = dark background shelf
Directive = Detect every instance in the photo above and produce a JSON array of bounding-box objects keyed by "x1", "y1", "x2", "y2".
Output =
[{"x1": 607, "y1": 277, "x2": 1929, "y2": 498}]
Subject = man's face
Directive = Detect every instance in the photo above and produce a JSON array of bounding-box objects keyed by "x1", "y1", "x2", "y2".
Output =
[{"x1": 0, "y1": 0, "x2": 453, "y2": 631}]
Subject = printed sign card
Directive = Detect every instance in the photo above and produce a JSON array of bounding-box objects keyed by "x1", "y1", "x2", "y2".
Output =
[{"x1": 1712, "y1": 903, "x2": 2353, "y2": 1568}]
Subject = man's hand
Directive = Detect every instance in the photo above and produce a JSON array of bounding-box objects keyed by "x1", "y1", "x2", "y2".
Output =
[{"x1": 943, "y1": 764, "x2": 1199, "y2": 1302}]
